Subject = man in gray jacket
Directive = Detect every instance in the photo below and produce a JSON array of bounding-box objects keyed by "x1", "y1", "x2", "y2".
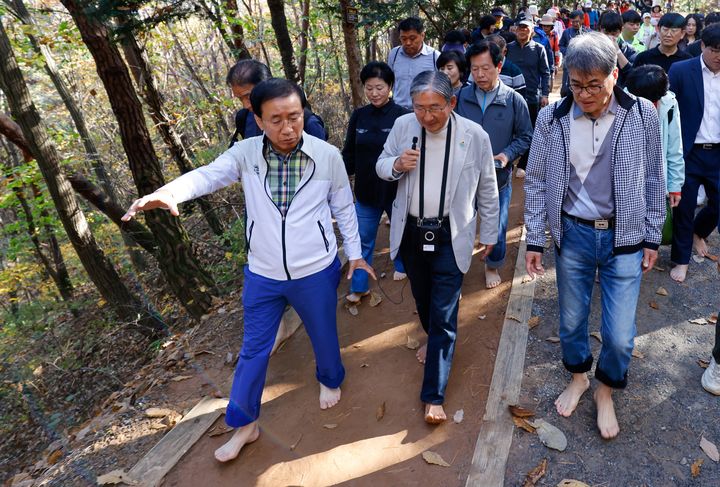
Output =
[
  {"x1": 455, "y1": 40, "x2": 533, "y2": 288},
  {"x1": 377, "y1": 71, "x2": 499, "y2": 424}
]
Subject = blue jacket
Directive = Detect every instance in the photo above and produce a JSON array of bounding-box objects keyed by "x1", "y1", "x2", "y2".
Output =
[
  {"x1": 533, "y1": 27, "x2": 555, "y2": 71},
  {"x1": 454, "y1": 81, "x2": 533, "y2": 165},
  {"x1": 668, "y1": 56, "x2": 706, "y2": 158},
  {"x1": 524, "y1": 87, "x2": 665, "y2": 255}
]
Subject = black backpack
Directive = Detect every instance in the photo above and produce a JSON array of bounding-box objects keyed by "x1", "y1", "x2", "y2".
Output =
[{"x1": 229, "y1": 107, "x2": 328, "y2": 147}]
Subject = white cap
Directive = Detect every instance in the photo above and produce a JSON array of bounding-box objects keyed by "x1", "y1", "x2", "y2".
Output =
[
  {"x1": 642, "y1": 12, "x2": 651, "y2": 18},
  {"x1": 528, "y1": 4, "x2": 539, "y2": 15},
  {"x1": 547, "y1": 8, "x2": 557, "y2": 16},
  {"x1": 584, "y1": 1, "x2": 592, "y2": 7}
]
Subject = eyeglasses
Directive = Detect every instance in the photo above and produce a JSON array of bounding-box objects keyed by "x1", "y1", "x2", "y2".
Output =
[
  {"x1": 659, "y1": 26, "x2": 682, "y2": 35},
  {"x1": 413, "y1": 102, "x2": 449, "y2": 115},
  {"x1": 568, "y1": 84, "x2": 604, "y2": 95}
]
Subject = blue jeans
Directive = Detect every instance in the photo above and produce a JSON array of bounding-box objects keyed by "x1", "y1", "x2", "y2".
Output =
[
  {"x1": 555, "y1": 216, "x2": 643, "y2": 389},
  {"x1": 400, "y1": 220, "x2": 464, "y2": 404},
  {"x1": 351, "y1": 201, "x2": 405, "y2": 293},
  {"x1": 486, "y1": 181, "x2": 512, "y2": 269},
  {"x1": 225, "y1": 258, "x2": 345, "y2": 427}
]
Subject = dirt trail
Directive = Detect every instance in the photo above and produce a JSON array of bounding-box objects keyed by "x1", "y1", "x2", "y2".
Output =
[{"x1": 161, "y1": 180, "x2": 526, "y2": 487}]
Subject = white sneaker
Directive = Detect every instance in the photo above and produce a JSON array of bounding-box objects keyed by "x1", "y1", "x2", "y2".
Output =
[
  {"x1": 516, "y1": 168, "x2": 526, "y2": 179},
  {"x1": 393, "y1": 271, "x2": 407, "y2": 281},
  {"x1": 701, "y1": 358, "x2": 720, "y2": 395}
]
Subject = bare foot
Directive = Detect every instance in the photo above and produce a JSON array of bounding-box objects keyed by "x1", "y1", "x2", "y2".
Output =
[
  {"x1": 424, "y1": 404, "x2": 446, "y2": 424},
  {"x1": 416, "y1": 343, "x2": 427, "y2": 364},
  {"x1": 346, "y1": 291, "x2": 369, "y2": 304},
  {"x1": 594, "y1": 384, "x2": 620, "y2": 439},
  {"x1": 555, "y1": 373, "x2": 590, "y2": 417},
  {"x1": 319, "y1": 383, "x2": 341, "y2": 409},
  {"x1": 670, "y1": 264, "x2": 688, "y2": 283},
  {"x1": 694, "y1": 234, "x2": 709, "y2": 257},
  {"x1": 485, "y1": 264, "x2": 501, "y2": 289},
  {"x1": 214, "y1": 422, "x2": 260, "y2": 462}
]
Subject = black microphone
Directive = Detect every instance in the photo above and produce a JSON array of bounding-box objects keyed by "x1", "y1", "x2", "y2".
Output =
[{"x1": 411, "y1": 136, "x2": 418, "y2": 151}]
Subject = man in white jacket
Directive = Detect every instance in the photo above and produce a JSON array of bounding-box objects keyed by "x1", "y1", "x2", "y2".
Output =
[
  {"x1": 123, "y1": 79, "x2": 373, "y2": 462},
  {"x1": 377, "y1": 71, "x2": 499, "y2": 424}
]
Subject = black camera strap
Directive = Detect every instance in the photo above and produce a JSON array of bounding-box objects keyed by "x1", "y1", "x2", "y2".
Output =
[{"x1": 418, "y1": 117, "x2": 453, "y2": 221}]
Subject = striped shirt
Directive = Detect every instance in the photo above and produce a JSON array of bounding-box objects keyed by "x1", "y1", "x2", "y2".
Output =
[{"x1": 264, "y1": 139, "x2": 309, "y2": 215}]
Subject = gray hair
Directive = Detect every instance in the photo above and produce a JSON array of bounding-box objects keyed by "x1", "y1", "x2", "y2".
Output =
[
  {"x1": 409, "y1": 71, "x2": 453, "y2": 102},
  {"x1": 564, "y1": 32, "x2": 617, "y2": 76}
]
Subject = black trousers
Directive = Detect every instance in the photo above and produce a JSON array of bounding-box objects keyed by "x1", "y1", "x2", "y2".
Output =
[{"x1": 517, "y1": 102, "x2": 539, "y2": 171}]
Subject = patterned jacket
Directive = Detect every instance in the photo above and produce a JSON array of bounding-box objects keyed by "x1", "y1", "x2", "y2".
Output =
[{"x1": 524, "y1": 86, "x2": 665, "y2": 255}]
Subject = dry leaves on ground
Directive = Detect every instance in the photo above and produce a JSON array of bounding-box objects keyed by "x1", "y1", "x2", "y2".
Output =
[
  {"x1": 557, "y1": 481, "x2": 590, "y2": 487},
  {"x1": 522, "y1": 458, "x2": 548, "y2": 487},
  {"x1": 290, "y1": 433, "x2": 303, "y2": 450},
  {"x1": 691, "y1": 458, "x2": 703, "y2": 478},
  {"x1": 656, "y1": 287, "x2": 669, "y2": 296},
  {"x1": 649, "y1": 301, "x2": 659, "y2": 310},
  {"x1": 96, "y1": 469, "x2": 138, "y2": 485},
  {"x1": 376, "y1": 401, "x2": 386, "y2": 421},
  {"x1": 144, "y1": 407, "x2": 176, "y2": 418},
  {"x1": 700, "y1": 436, "x2": 719, "y2": 462},
  {"x1": 590, "y1": 331, "x2": 603, "y2": 343},
  {"x1": 323, "y1": 423, "x2": 338, "y2": 429},
  {"x1": 170, "y1": 375, "x2": 193, "y2": 382},
  {"x1": 512, "y1": 416, "x2": 537, "y2": 433},
  {"x1": 453, "y1": 409, "x2": 464, "y2": 423},
  {"x1": 692, "y1": 255, "x2": 705, "y2": 263},
  {"x1": 546, "y1": 336, "x2": 560, "y2": 343},
  {"x1": 346, "y1": 304, "x2": 359, "y2": 316},
  {"x1": 706, "y1": 253, "x2": 718, "y2": 262},
  {"x1": 507, "y1": 315, "x2": 522, "y2": 323},
  {"x1": 528, "y1": 316, "x2": 540, "y2": 329},
  {"x1": 369, "y1": 292, "x2": 382, "y2": 307},
  {"x1": 709, "y1": 314, "x2": 718, "y2": 324},
  {"x1": 632, "y1": 349, "x2": 645, "y2": 359},
  {"x1": 405, "y1": 336, "x2": 420, "y2": 350},
  {"x1": 208, "y1": 425, "x2": 234, "y2": 437},
  {"x1": 509, "y1": 405, "x2": 536, "y2": 418},
  {"x1": 478, "y1": 315, "x2": 487, "y2": 320},
  {"x1": 689, "y1": 318, "x2": 709, "y2": 325},
  {"x1": 698, "y1": 359, "x2": 710, "y2": 369},
  {"x1": 529, "y1": 419, "x2": 568, "y2": 451},
  {"x1": 422, "y1": 450, "x2": 450, "y2": 467}
]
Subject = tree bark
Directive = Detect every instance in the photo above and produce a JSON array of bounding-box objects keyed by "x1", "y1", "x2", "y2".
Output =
[
  {"x1": 297, "y1": 0, "x2": 310, "y2": 85},
  {"x1": 339, "y1": 0, "x2": 364, "y2": 109},
  {"x1": 117, "y1": 17, "x2": 225, "y2": 236},
  {"x1": 223, "y1": 0, "x2": 252, "y2": 60},
  {"x1": 8, "y1": 0, "x2": 148, "y2": 271},
  {"x1": 0, "y1": 22, "x2": 165, "y2": 338},
  {"x1": 59, "y1": 0, "x2": 217, "y2": 320},
  {"x1": 267, "y1": 0, "x2": 300, "y2": 82}
]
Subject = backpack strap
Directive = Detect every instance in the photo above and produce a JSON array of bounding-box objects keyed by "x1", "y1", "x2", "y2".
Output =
[{"x1": 229, "y1": 108, "x2": 250, "y2": 147}]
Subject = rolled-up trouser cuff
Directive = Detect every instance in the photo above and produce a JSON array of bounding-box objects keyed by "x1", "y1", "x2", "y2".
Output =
[
  {"x1": 563, "y1": 355, "x2": 593, "y2": 374},
  {"x1": 595, "y1": 365, "x2": 628, "y2": 389}
]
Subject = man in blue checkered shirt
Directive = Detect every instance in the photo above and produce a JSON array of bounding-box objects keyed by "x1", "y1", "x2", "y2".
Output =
[{"x1": 524, "y1": 32, "x2": 665, "y2": 440}]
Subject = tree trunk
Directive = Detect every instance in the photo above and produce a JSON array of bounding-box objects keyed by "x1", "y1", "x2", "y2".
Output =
[
  {"x1": 224, "y1": 0, "x2": 252, "y2": 60},
  {"x1": 267, "y1": 0, "x2": 300, "y2": 82},
  {"x1": 117, "y1": 17, "x2": 225, "y2": 236},
  {"x1": 59, "y1": 0, "x2": 217, "y2": 320},
  {"x1": 9, "y1": 0, "x2": 149, "y2": 271},
  {"x1": 339, "y1": 0, "x2": 364, "y2": 109},
  {"x1": 297, "y1": 0, "x2": 310, "y2": 86},
  {"x1": 327, "y1": 16, "x2": 352, "y2": 116},
  {"x1": 0, "y1": 22, "x2": 166, "y2": 338}
]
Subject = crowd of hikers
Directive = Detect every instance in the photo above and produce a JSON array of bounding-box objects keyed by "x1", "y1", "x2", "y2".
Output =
[{"x1": 121, "y1": 1, "x2": 720, "y2": 464}]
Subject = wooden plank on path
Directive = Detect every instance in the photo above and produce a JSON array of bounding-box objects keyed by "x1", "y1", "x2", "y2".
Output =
[
  {"x1": 127, "y1": 397, "x2": 228, "y2": 487},
  {"x1": 466, "y1": 228, "x2": 538, "y2": 487}
]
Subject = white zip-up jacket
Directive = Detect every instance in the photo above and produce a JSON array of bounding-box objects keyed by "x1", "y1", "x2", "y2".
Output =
[{"x1": 161, "y1": 133, "x2": 362, "y2": 281}]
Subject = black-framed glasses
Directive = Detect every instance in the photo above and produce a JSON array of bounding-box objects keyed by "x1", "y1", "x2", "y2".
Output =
[
  {"x1": 568, "y1": 84, "x2": 604, "y2": 95},
  {"x1": 413, "y1": 102, "x2": 450, "y2": 115}
]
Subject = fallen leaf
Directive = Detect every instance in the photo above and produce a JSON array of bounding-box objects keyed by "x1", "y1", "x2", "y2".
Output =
[
  {"x1": 509, "y1": 405, "x2": 536, "y2": 418},
  {"x1": 705, "y1": 253, "x2": 718, "y2": 262},
  {"x1": 406, "y1": 336, "x2": 420, "y2": 350},
  {"x1": 522, "y1": 458, "x2": 548, "y2": 487},
  {"x1": 528, "y1": 316, "x2": 540, "y2": 329},
  {"x1": 698, "y1": 359, "x2": 710, "y2": 369},
  {"x1": 692, "y1": 254, "x2": 706, "y2": 263},
  {"x1": 46, "y1": 449, "x2": 63, "y2": 465},
  {"x1": 478, "y1": 315, "x2": 487, "y2": 320},
  {"x1": 369, "y1": 292, "x2": 382, "y2": 307},
  {"x1": 352, "y1": 344, "x2": 362, "y2": 349},
  {"x1": 655, "y1": 287, "x2": 669, "y2": 296},
  {"x1": 170, "y1": 375, "x2": 193, "y2": 382},
  {"x1": 453, "y1": 409, "x2": 464, "y2": 423},
  {"x1": 653, "y1": 265, "x2": 666, "y2": 271},
  {"x1": 590, "y1": 331, "x2": 603, "y2": 343},
  {"x1": 529, "y1": 419, "x2": 567, "y2": 451},
  {"x1": 96, "y1": 469, "x2": 138, "y2": 485},
  {"x1": 225, "y1": 352, "x2": 234, "y2": 365},
  {"x1": 144, "y1": 407, "x2": 175, "y2": 418},
  {"x1": 522, "y1": 275, "x2": 533, "y2": 283},
  {"x1": 557, "y1": 481, "x2": 590, "y2": 487},
  {"x1": 546, "y1": 336, "x2": 560, "y2": 343},
  {"x1": 709, "y1": 314, "x2": 718, "y2": 324},
  {"x1": 323, "y1": 423, "x2": 338, "y2": 429},
  {"x1": 691, "y1": 458, "x2": 703, "y2": 478},
  {"x1": 512, "y1": 415, "x2": 537, "y2": 433},
  {"x1": 700, "y1": 436, "x2": 719, "y2": 462},
  {"x1": 689, "y1": 318, "x2": 709, "y2": 325},
  {"x1": 193, "y1": 350, "x2": 214, "y2": 356},
  {"x1": 290, "y1": 433, "x2": 302, "y2": 450},
  {"x1": 347, "y1": 305, "x2": 359, "y2": 316},
  {"x1": 208, "y1": 426, "x2": 234, "y2": 437},
  {"x1": 649, "y1": 301, "x2": 659, "y2": 310},
  {"x1": 360, "y1": 363, "x2": 369, "y2": 368},
  {"x1": 376, "y1": 401, "x2": 386, "y2": 421},
  {"x1": 507, "y1": 315, "x2": 522, "y2": 323},
  {"x1": 632, "y1": 349, "x2": 645, "y2": 359},
  {"x1": 422, "y1": 450, "x2": 450, "y2": 467}
]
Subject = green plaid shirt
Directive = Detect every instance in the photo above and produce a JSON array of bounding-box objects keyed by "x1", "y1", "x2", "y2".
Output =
[{"x1": 264, "y1": 139, "x2": 309, "y2": 215}]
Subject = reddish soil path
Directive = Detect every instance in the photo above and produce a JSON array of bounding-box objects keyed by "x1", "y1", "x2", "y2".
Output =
[{"x1": 162, "y1": 180, "x2": 525, "y2": 487}]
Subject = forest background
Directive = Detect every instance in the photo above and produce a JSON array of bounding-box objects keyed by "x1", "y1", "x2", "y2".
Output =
[{"x1": 0, "y1": 0, "x2": 714, "y2": 481}]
